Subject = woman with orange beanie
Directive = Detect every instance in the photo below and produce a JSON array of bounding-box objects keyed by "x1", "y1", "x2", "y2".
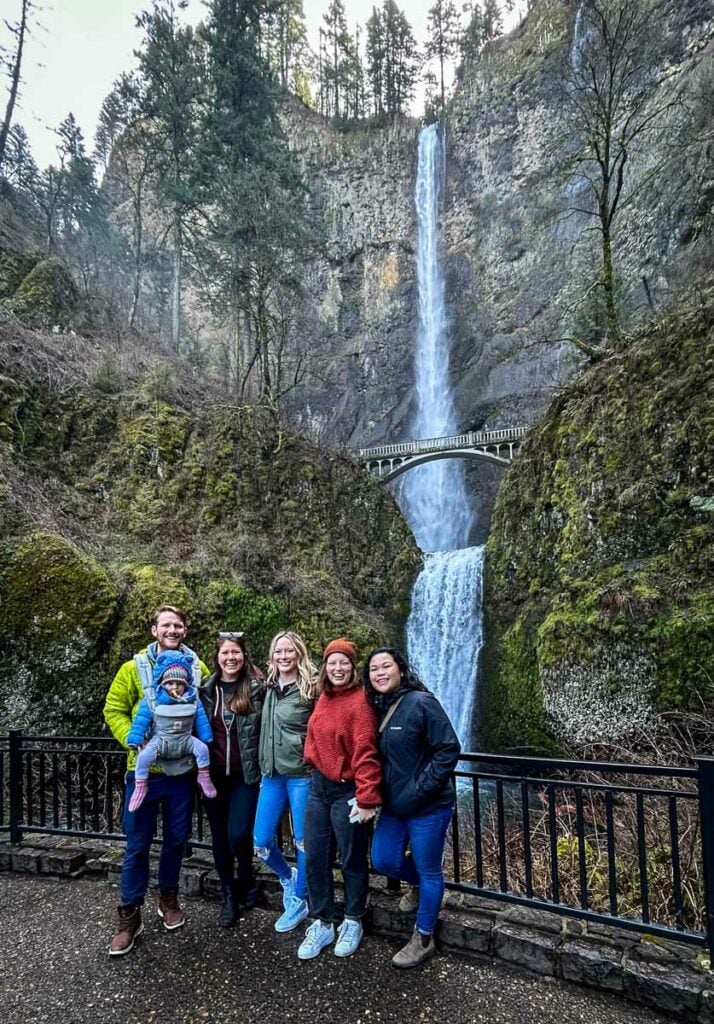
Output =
[{"x1": 296, "y1": 638, "x2": 382, "y2": 961}]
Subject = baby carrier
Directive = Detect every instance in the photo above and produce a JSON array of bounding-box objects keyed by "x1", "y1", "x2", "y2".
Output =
[{"x1": 133, "y1": 650, "x2": 203, "y2": 776}]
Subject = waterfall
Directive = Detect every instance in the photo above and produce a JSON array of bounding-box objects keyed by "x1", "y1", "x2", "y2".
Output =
[
  {"x1": 398, "y1": 124, "x2": 472, "y2": 554},
  {"x1": 406, "y1": 547, "x2": 484, "y2": 747},
  {"x1": 395, "y1": 123, "x2": 484, "y2": 750}
]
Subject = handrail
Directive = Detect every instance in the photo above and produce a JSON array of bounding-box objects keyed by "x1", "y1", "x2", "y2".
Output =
[
  {"x1": 1, "y1": 732, "x2": 711, "y2": 951},
  {"x1": 358, "y1": 426, "x2": 528, "y2": 460}
]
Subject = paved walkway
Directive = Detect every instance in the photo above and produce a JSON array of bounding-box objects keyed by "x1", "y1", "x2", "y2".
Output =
[{"x1": 0, "y1": 876, "x2": 667, "y2": 1024}]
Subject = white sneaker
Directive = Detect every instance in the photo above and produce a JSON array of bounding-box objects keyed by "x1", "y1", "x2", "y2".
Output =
[
  {"x1": 334, "y1": 918, "x2": 363, "y2": 957},
  {"x1": 279, "y1": 867, "x2": 298, "y2": 909},
  {"x1": 297, "y1": 919, "x2": 335, "y2": 960}
]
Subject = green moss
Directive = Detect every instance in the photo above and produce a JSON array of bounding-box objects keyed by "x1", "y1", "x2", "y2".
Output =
[
  {"x1": 483, "y1": 299, "x2": 714, "y2": 751},
  {"x1": 0, "y1": 532, "x2": 118, "y2": 733},
  {"x1": 7, "y1": 257, "x2": 78, "y2": 328}
]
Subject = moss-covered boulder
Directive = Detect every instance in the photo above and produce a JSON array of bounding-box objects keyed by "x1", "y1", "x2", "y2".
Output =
[
  {"x1": 0, "y1": 247, "x2": 39, "y2": 301},
  {"x1": 482, "y1": 298, "x2": 714, "y2": 753},
  {"x1": 0, "y1": 532, "x2": 118, "y2": 732},
  {"x1": 7, "y1": 257, "x2": 79, "y2": 328}
]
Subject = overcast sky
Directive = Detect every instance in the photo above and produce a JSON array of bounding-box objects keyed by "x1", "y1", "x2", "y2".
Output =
[{"x1": 5, "y1": 1, "x2": 525, "y2": 169}]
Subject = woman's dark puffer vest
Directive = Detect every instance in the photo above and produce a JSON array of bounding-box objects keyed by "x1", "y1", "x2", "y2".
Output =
[{"x1": 200, "y1": 673, "x2": 265, "y2": 785}]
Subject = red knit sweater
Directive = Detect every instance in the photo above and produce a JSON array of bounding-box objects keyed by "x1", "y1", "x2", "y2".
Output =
[{"x1": 304, "y1": 684, "x2": 382, "y2": 809}]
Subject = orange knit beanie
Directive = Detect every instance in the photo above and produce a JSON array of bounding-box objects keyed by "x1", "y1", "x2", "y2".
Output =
[{"x1": 322, "y1": 638, "x2": 357, "y2": 664}]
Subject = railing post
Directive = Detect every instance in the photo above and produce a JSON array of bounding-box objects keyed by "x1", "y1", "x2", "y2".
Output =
[
  {"x1": 9, "y1": 729, "x2": 23, "y2": 845},
  {"x1": 697, "y1": 757, "x2": 714, "y2": 957}
]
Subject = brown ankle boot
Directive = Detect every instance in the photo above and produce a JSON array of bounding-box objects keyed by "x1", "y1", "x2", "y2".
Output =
[
  {"x1": 158, "y1": 890, "x2": 186, "y2": 930},
  {"x1": 108, "y1": 904, "x2": 143, "y2": 956},
  {"x1": 392, "y1": 929, "x2": 436, "y2": 968}
]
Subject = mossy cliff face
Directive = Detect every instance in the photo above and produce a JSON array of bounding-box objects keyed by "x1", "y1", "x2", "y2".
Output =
[
  {"x1": 0, "y1": 332, "x2": 419, "y2": 733},
  {"x1": 482, "y1": 300, "x2": 714, "y2": 753}
]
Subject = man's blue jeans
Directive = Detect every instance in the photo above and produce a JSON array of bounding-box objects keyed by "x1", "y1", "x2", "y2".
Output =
[
  {"x1": 253, "y1": 773, "x2": 310, "y2": 900},
  {"x1": 121, "y1": 771, "x2": 194, "y2": 907},
  {"x1": 371, "y1": 803, "x2": 453, "y2": 935}
]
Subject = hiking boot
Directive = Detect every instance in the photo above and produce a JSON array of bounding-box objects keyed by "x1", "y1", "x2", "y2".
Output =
[
  {"x1": 297, "y1": 919, "x2": 335, "y2": 960},
  {"x1": 108, "y1": 904, "x2": 143, "y2": 956},
  {"x1": 334, "y1": 917, "x2": 363, "y2": 957},
  {"x1": 157, "y1": 890, "x2": 186, "y2": 930},
  {"x1": 218, "y1": 887, "x2": 237, "y2": 928},
  {"x1": 392, "y1": 929, "x2": 436, "y2": 969},
  {"x1": 398, "y1": 886, "x2": 419, "y2": 913},
  {"x1": 275, "y1": 894, "x2": 309, "y2": 933}
]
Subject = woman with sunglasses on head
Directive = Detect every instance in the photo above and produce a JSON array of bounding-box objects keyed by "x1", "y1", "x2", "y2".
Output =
[
  {"x1": 296, "y1": 638, "x2": 381, "y2": 961},
  {"x1": 254, "y1": 631, "x2": 318, "y2": 934},
  {"x1": 199, "y1": 631, "x2": 265, "y2": 927},
  {"x1": 363, "y1": 647, "x2": 460, "y2": 969}
]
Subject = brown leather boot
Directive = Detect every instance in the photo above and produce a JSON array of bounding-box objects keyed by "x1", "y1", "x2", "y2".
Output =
[
  {"x1": 392, "y1": 929, "x2": 436, "y2": 968},
  {"x1": 108, "y1": 904, "x2": 143, "y2": 956},
  {"x1": 158, "y1": 890, "x2": 186, "y2": 930}
]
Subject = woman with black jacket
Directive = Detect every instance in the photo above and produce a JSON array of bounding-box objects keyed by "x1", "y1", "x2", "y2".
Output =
[
  {"x1": 364, "y1": 647, "x2": 460, "y2": 969},
  {"x1": 200, "y1": 631, "x2": 265, "y2": 927}
]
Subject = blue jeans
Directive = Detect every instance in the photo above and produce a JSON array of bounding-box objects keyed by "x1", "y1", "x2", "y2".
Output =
[
  {"x1": 203, "y1": 771, "x2": 260, "y2": 895},
  {"x1": 253, "y1": 773, "x2": 310, "y2": 900},
  {"x1": 121, "y1": 771, "x2": 195, "y2": 907},
  {"x1": 304, "y1": 770, "x2": 370, "y2": 923},
  {"x1": 371, "y1": 803, "x2": 454, "y2": 935}
]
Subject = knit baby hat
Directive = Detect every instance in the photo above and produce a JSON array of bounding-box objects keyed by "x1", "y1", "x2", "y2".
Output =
[
  {"x1": 161, "y1": 663, "x2": 190, "y2": 683},
  {"x1": 322, "y1": 638, "x2": 357, "y2": 664}
]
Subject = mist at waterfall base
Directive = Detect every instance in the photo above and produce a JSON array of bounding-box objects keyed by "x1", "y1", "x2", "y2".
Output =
[{"x1": 394, "y1": 123, "x2": 484, "y2": 753}]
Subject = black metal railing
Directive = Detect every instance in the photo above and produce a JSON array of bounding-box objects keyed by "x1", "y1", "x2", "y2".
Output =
[{"x1": 2, "y1": 733, "x2": 712, "y2": 951}]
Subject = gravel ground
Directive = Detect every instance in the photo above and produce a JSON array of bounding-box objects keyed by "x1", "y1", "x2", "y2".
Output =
[{"x1": 0, "y1": 875, "x2": 667, "y2": 1024}]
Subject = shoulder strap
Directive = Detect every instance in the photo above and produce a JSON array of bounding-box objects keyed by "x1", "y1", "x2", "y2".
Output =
[
  {"x1": 181, "y1": 645, "x2": 204, "y2": 691},
  {"x1": 379, "y1": 695, "x2": 405, "y2": 734},
  {"x1": 134, "y1": 653, "x2": 157, "y2": 712}
]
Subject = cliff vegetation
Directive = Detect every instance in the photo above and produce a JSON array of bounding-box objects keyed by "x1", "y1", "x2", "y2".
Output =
[
  {"x1": 482, "y1": 292, "x2": 714, "y2": 754},
  {"x1": 0, "y1": 323, "x2": 419, "y2": 735}
]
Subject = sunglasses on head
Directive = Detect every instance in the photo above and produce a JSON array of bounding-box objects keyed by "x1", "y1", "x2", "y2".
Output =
[{"x1": 218, "y1": 631, "x2": 244, "y2": 640}]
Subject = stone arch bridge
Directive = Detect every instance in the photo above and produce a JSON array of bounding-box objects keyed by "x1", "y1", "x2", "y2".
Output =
[{"x1": 356, "y1": 426, "x2": 527, "y2": 483}]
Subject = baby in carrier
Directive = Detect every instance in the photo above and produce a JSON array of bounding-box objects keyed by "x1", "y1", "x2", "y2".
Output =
[{"x1": 127, "y1": 651, "x2": 217, "y2": 812}]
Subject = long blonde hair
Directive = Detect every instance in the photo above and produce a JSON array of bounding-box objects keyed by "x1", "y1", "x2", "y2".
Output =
[{"x1": 267, "y1": 630, "x2": 318, "y2": 703}]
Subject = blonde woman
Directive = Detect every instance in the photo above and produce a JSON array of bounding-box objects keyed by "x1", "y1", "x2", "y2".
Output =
[{"x1": 254, "y1": 631, "x2": 317, "y2": 933}]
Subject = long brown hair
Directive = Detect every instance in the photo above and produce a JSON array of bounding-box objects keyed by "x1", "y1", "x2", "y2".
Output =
[{"x1": 214, "y1": 636, "x2": 263, "y2": 716}]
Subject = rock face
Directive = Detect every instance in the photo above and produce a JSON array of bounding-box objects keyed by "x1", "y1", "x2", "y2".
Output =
[
  {"x1": 481, "y1": 296, "x2": 714, "y2": 752},
  {"x1": 0, "y1": 325, "x2": 419, "y2": 734},
  {"x1": 281, "y1": 0, "x2": 713, "y2": 532}
]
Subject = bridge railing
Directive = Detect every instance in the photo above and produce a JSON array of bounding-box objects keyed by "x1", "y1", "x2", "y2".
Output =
[
  {"x1": 2, "y1": 732, "x2": 712, "y2": 951},
  {"x1": 358, "y1": 426, "x2": 527, "y2": 461}
]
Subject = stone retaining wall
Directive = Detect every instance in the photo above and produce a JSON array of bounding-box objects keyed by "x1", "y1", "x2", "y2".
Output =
[{"x1": 1, "y1": 834, "x2": 711, "y2": 1021}]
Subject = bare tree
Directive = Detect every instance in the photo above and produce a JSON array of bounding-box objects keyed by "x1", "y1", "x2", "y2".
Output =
[{"x1": 561, "y1": 0, "x2": 683, "y2": 351}]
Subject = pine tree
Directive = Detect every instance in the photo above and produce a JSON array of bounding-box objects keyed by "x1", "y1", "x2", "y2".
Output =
[
  {"x1": 0, "y1": 0, "x2": 38, "y2": 171},
  {"x1": 135, "y1": 0, "x2": 201, "y2": 352},
  {"x1": 425, "y1": 1, "x2": 461, "y2": 111},
  {"x1": 3, "y1": 123, "x2": 37, "y2": 192},
  {"x1": 197, "y1": 0, "x2": 309, "y2": 404}
]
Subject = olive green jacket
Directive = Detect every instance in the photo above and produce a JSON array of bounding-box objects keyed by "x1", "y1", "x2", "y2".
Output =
[{"x1": 258, "y1": 682, "x2": 314, "y2": 778}]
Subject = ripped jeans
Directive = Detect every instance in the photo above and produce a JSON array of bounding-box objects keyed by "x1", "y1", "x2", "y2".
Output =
[{"x1": 253, "y1": 773, "x2": 310, "y2": 901}]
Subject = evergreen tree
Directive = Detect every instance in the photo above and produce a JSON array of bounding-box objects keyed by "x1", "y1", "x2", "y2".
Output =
[
  {"x1": 3, "y1": 123, "x2": 37, "y2": 192},
  {"x1": 425, "y1": 0, "x2": 461, "y2": 111},
  {"x1": 365, "y1": 6, "x2": 385, "y2": 115},
  {"x1": 135, "y1": 0, "x2": 202, "y2": 352},
  {"x1": 0, "y1": 0, "x2": 38, "y2": 171},
  {"x1": 197, "y1": 0, "x2": 309, "y2": 405}
]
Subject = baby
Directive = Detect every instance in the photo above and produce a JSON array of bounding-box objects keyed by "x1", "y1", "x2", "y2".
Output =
[{"x1": 127, "y1": 651, "x2": 217, "y2": 812}]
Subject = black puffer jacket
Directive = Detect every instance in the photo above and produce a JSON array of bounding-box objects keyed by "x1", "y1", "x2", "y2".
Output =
[
  {"x1": 377, "y1": 689, "x2": 460, "y2": 819},
  {"x1": 200, "y1": 674, "x2": 265, "y2": 785}
]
